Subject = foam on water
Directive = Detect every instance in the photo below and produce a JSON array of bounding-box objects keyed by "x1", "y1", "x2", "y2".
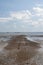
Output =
[
  {"x1": 26, "y1": 36, "x2": 43, "y2": 53},
  {"x1": 26, "y1": 37, "x2": 38, "y2": 43}
]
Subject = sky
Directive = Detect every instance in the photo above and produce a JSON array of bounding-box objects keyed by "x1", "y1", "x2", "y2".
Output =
[{"x1": 0, "y1": 0, "x2": 43, "y2": 32}]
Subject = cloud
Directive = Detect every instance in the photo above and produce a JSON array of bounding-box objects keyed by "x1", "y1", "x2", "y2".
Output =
[
  {"x1": 31, "y1": 6, "x2": 43, "y2": 27},
  {"x1": 0, "y1": 10, "x2": 32, "y2": 22},
  {"x1": 31, "y1": 18, "x2": 43, "y2": 27},
  {"x1": 38, "y1": 19, "x2": 43, "y2": 25},
  {"x1": 31, "y1": 21, "x2": 39, "y2": 27},
  {"x1": 33, "y1": 7, "x2": 43, "y2": 13},
  {"x1": 0, "y1": 17, "x2": 12, "y2": 22},
  {"x1": 33, "y1": 7, "x2": 43, "y2": 16},
  {"x1": 0, "y1": 9, "x2": 43, "y2": 29},
  {"x1": 10, "y1": 10, "x2": 32, "y2": 20}
]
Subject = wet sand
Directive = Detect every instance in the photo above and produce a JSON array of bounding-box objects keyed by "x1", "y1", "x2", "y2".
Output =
[{"x1": 0, "y1": 35, "x2": 43, "y2": 65}]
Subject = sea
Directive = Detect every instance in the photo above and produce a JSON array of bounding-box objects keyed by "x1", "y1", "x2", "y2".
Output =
[{"x1": 0, "y1": 32, "x2": 43, "y2": 41}]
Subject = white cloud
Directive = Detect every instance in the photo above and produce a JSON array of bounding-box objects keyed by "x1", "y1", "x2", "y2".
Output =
[
  {"x1": 31, "y1": 6, "x2": 43, "y2": 27},
  {"x1": 0, "y1": 17, "x2": 12, "y2": 22},
  {"x1": 31, "y1": 18, "x2": 43, "y2": 27},
  {"x1": 38, "y1": 19, "x2": 43, "y2": 21},
  {"x1": 33, "y1": 7, "x2": 43, "y2": 13},
  {"x1": 31, "y1": 21, "x2": 39, "y2": 27},
  {"x1": 0, "y1": 9, "x2": 43, "y2": 28},
  {"x1": 0, "y1": 10, "x2": 32, "y2": 22},
  {"x1": 10, "y1": 10, "x2": 32, "y2": 20},
  {"x1": 38, "y1": 19, "x2": 43, "y2": 25},
  {"x1": 33, "y1": 7, "x2": 43, "y2": 16}
]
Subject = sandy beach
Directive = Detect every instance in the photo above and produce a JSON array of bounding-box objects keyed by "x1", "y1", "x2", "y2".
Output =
[{"x1": 0, "y1": 34, "x2": 43, "y2": 65}]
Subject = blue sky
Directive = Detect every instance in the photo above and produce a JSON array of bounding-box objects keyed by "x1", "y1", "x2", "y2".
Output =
[{"x1": 0, "y1": 0, "x2": 43, "y2": 32}]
